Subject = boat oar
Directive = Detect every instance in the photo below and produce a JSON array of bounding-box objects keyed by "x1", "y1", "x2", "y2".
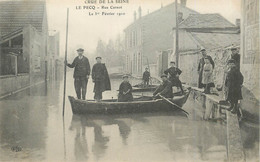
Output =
[{"x1": 158, "y1": 94, "x2": 189, "y2": 115}]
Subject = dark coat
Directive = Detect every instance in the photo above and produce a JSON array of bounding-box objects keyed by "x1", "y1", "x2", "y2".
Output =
[
  {"x1": 198, "y1": 55, "x2": 214, "y2": 88},
  {"x1": 231, "y1": 53, "x2": 240, "y2": 70},
  {"x1": 118, "y1": 81, "x2": 133, "y2": 102},
  {"x1": 68, "y1": 56, "x2": 91, "y2": 78},
  {"x1": 224, "y1": 66, "x2": 243, "y2": 101},
  {"x1": 164, "y1": 67, "x2": 182, "y2": 86},
  {"x1": 92, "y1": 63, "x2": 111, "y2": 92},
  {"x1": 143, "y1": 71, "x2": 150, "y2": 81},
  {"x1": 153, "y1": 80, "x2": 173, "y2": 98}
]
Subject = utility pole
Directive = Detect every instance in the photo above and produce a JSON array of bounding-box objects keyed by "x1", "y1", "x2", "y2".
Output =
[{"x1": 175, "y1": 0, "x2": 179, "y2": 68}]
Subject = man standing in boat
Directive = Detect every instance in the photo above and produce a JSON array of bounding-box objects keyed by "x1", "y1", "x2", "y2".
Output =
[
  {"x1": 92, "y1": 57, "x2": 111, "y2": 101},
  {"x1": 153, "y1": 74, "x2": 173, "y2": 99},
  {"x1": 142, "y1": 67, "x2": 150, "y2": 87},
  {"x1": 66, "y1": 48, "x2": 91, "y2": 100},
  {"x1": 164, "y1": 61, "x2": 184, "y2": 94}
]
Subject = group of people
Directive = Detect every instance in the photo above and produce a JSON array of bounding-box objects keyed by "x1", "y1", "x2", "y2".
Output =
[
  {"x1": 67, "y1": 47, "x2": 244, "y2": 114},
  {"x1": 197, "y1": 48, "x2": 243, "y2": 114},
  {"x1": 66, "y1": 48, "x2": 111, "y2": 102},
  {"x1": 66, "y1": 48, "x2": 185, "y2": 103}
]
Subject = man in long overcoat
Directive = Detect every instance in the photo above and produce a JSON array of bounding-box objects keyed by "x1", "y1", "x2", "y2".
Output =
[
  {"x1": 67, "y1": 48, "x2": 91, "y2": 100},
  {"x1": 231, "y1": 47, "x2": 240, "y2": 70},
  {"x1": 92, "y1": 57, "x2": 111, "y2": 101},
  {"x1": 224, "y1": 59, "x2": 243, "y2": 114},
  {"x1": 197, "y1": 49, "x2": 215, "y2": 88}
]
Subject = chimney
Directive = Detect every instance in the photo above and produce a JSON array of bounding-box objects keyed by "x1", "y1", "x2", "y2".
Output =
[
  {"x1": 161, "y1": 2, "x2": 163, "y2": 8},
  {"x1": 178, "y1": 12, "x2": 184, "y2": 23},
  {"x1": 180, "y1": 0, "x2": 187, "y2": 7},
  {"x1": 236, "y1": 19, "x2": 240, "y2": 28},
  {"x1": 134, "y1": 11, "x2": 137, "y2": 21},
  {"x1": 138, "y1": 6, "x2": 142, "y2": 19}
]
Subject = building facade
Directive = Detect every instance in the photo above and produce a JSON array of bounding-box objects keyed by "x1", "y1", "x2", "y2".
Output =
[
  {"x1": 48, "y1": 32, "x2": 62, "y2": 80},
  {"x1": 124, "y1": 2, "x2": 198, "y2": 76},
  {"x1": 0, "y1": 1, "x2": 49, "y2": 97},
  {"x1": 171, "y1": 14, "x2": 240, "y2": 87},
  {"x1": 240, "y1": 0, "x2": 259, "y2": 120}
]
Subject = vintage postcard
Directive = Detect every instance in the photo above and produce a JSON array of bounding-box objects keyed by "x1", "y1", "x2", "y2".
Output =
[{"x1": 0, "y1": 0, "x2": 259, "y2": 161}]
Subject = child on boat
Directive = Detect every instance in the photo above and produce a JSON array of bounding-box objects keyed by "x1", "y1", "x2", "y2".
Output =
[{"x1": 118, "y1": 75, "x2": 133, "y2": 102}]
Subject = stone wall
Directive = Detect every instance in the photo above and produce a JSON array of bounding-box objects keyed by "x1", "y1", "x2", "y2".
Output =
[
  {"x1": 240, "y1": 0, "x2": 259, "y2": 121},
  {"x1": 0, "y1": 74, "x2": 30, "y2": 97}
]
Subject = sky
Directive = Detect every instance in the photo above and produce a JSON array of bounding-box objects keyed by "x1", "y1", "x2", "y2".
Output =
[{"x1": 46, "y1": 0, "x2": 241, "y2": 57}]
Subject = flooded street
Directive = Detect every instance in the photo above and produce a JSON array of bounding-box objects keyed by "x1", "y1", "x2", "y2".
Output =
[{"x1": 0, "y1": 73, "x2": 257, "y2": 162}]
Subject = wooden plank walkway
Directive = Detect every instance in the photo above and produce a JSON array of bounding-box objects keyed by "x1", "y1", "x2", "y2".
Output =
[{"x1": 189, "y1": 86, "x2": 245, "y2": 161}]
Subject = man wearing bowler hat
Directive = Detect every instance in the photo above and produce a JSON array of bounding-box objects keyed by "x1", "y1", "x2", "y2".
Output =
[
  {"x1": 66, "y1": 48, "x2": 91, "y2": 100},
  {"x1": 92, "y1": 56, "x2": 111, "y2": 101},
  {"x1": 197, "y1": 49, "x2": 215, "y2": 88}
]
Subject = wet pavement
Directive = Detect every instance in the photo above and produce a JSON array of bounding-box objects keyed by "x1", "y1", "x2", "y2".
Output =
[{"x1": 0, "y1": 73, "x2": 258, "y2": 161}]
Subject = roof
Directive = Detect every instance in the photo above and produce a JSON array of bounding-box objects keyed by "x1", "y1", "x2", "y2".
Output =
[
  {"x1": 179, "y1": 14, "x2": 235, "y2": 29},
  {"x1": 0, "y1": 0, "x2": 46, "y2": 36},
  {"x1": 124, "y1": 2, "x2": 198, "y2": 31},
  {"x1": 190, "y1": 32, "x2": 240, "y2": 50}
]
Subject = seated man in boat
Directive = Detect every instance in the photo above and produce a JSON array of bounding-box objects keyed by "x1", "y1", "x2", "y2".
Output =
[
  {"x1": 153, "y1": 74, "x2": 173, "y2": 99},
  {"x1": 164, "y1": 61, "x2": 184, "y2": 94},
  {"x1": 118, "y1": 75, "x2": 133, "y2": 102},
  {"x1": 142, "y1": 67, "x2": 150, "y2": 87},
  {"x1": 92, "y1": 57, "x2": 111, "y2": 102}
]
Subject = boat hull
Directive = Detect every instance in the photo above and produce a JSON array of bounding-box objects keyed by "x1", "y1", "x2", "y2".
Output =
[{"x1": 68, "y1": 90, "x2": 190, "y2": 114}]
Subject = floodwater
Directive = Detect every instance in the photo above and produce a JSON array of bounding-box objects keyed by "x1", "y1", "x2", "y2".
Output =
[{"x1": 0, "y1": 73, "x2": 258, "y2": 162}]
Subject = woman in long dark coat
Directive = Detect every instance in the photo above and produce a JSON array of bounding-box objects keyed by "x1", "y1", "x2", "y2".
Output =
[
  {"x1": 118, "y1": 75, "x2": 133, "y2": 102},
  {"x1": 92, "y1": 57, "x2": 111, "y2": 101},
  {"x1": 224, "y1": 59, "x2": 243, "y2": 114}
]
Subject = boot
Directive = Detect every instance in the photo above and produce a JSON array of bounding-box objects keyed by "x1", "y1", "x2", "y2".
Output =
[{"x1": 231, "y1": 105, "x2": 237, "y2": 114}]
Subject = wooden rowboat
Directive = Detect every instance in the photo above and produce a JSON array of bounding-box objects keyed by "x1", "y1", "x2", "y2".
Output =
[
  {"x1": 68, "y1": 89, "x2": 191, "y2": 114},
  {"x1": 132, "y1": 84, "x2": 158, "y2": 92}
]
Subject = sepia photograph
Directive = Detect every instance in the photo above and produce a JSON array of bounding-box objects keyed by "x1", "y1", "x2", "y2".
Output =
[{"x1": 0, "y1": 0, "x2": 259, "y2": 161}]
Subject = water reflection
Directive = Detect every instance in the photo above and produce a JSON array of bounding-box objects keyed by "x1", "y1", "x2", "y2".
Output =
[{"x1": 0, "y1": 76, "x2": 258, "y2": 161}]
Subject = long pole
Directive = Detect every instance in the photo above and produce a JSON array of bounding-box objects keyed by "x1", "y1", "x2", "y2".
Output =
[
  {"x1": 62, "y1": 8, "x2": 69, "y2": 117},
  {"x1": 175, "y1": 0, "x2": 179, "y2": 68}
]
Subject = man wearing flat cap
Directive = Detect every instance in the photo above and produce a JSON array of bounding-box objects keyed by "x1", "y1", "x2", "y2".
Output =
[
  {"x1": 92, "y1": 57, "x2": 111, "y2": 101},
  {"x1": 197, "y1": 49, "x2": 215, "y2": 88},
  {"x1": 230, "y1": 47, "x2": 240, "y2": 70},
  {"x1": 224, "y1": 59, "x2": 243, "y2": 114},
  {"x1": 153, "y1": 74, "x2": 173, "y2": 98},
  {"x1": 143, "y1": 67, "x2": 150, "y2": 87},
  {"x1": 164, "y1": 61, "x2": 184, "y2": 94},
  {"x1": 66, "y1": 48, "x2": 91, "y2": 100}
]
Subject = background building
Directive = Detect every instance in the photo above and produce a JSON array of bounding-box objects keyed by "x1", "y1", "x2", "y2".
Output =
[
  {"x1": 171, "y1": 13, "x2": 240, "y2": 86},
  {"x1": 48, "y1": 32, "x2": 62, "y2": 80},
  {"x1": 0, "y1": 1, "x2": 51, "y2": 97},
  {"x1": 124, "y1": 2, "x2": 198, "y2": 76},
  {"x1": 240, "y1": 0, "x2": 259, "y2": 121}
]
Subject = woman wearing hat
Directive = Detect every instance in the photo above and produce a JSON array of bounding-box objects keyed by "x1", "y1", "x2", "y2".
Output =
[{"x1": 118, "y1": 75, "x2": 133, "y2": 102}]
